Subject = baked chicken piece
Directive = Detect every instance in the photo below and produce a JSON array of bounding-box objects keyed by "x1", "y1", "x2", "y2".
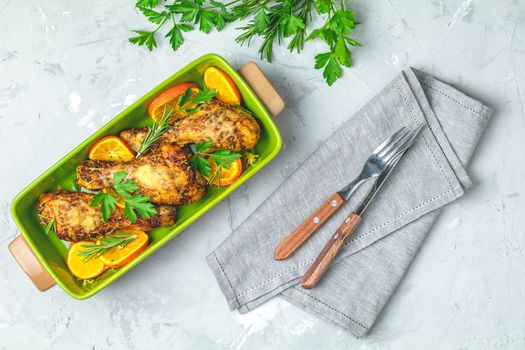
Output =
[
  {"x1": 37, "y1": 191, "x2": 176, "y2": 242},
  {"x1": 76, "y1": 144, "x2": 206, "y2": 205},
  {"x1": 120, "y1": 100, "x2": 260, "y2": 152}
]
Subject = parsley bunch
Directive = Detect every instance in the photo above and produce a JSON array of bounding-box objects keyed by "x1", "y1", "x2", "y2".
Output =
[
  {"x1": 90, "y1": 171, "x2": 157, "y2": 222},
  {"x1": 191, "y1": 141, "x2": 241, "y2": 186},
  {"x1": 130, "y1": 0, "x2": 361, "y2": 86}
]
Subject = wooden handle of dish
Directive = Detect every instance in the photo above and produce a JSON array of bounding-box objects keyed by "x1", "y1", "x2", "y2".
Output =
[
  {"x1": 238, "y1": 62, "x2": 285, "y2": 118},
  {"x1": 300, "y1": 212, "x2": 361, "y2": 289},
  {"x1": 8, "y1": 235, "x2": 56, "y2": 292},
  {"x1": 274, "y1": 193, "x2": 345, "y2": 260}
]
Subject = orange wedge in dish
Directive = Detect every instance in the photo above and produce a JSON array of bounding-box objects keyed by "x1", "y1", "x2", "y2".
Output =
[
  {"x1": 88, "y1": 136, "x2": 135, "y2": 162},
  {"x1": 67, "y1": 241, "x2": 108, "y2": 280},
  {"x1": 100, "y1": 231, "x2": 149, "y2": 268},
  {"x1": 208, "y1": 158, "x2": 242, "y2": 187},
  {"x1": 148, "y1": 82, "x2": 200, "y2": 122},
  {"x1": 204, "y1": 66, "x2": 241, "y2": 105}
]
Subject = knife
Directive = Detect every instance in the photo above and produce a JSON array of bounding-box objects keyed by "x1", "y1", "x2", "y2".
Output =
[
  {"x1": 300, "y1": 125, "x2": 423, "y2": 289},
  {"x1": 274, "y1": 127, "x2": 411, "y2": 261}
]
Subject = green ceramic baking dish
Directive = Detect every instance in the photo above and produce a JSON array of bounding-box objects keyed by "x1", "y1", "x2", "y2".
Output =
[{"x1": 9, "y1": 53, "x2": 284, "y2": 299}]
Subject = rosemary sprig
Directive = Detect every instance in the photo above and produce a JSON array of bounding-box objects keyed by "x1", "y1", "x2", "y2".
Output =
[
  {"x1": 38, "y1": 214, "x2": 57, "y2": 235},
  {"x1": 136, "y1": 106, "x2": 174, "y2": 158},
  {"x1": 79, "y1": 233, "x2": 138, "y2": 262},
  {"x1": 136, "y1": 87, "x2": 216, "y2": 157}
]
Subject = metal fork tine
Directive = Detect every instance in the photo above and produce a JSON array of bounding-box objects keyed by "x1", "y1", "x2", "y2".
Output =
[
  {"x1": 378, "y1": 128, "x2": 412, "y2": 159},
  {"x1": 382, "y1": 124, "x2": 424, "y2": 163},
  {"x1": 372, "y1": 127, "x2": 408, "y2": 155}
]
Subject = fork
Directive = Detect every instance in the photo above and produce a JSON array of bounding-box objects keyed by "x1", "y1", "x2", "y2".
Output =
[{"x1": 273, "y1": 126, "x2": 415, "y2": 260}]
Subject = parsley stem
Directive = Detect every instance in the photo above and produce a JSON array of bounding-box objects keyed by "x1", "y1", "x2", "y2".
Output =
[{"x1": 153, "y1": 17, "x2": 168, "y2": 34}]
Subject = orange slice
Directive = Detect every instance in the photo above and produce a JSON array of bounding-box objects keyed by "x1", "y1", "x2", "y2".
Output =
[
  {"x1": 67, "y1": 241, "x2": 108, "y2": 280},
  {"x1": 88, "y1": 136, "x2": 135, "y2": 162},
  {"x1": 204, "y1": 67, "x2": 241, "y2": 105},
  {"x1": 207, "y1": 158, "x2": 242, "y2": 187},
  {"x1": 100, "y1": 231, "x2": 149, "y2": 268},
  {"x1": 148, "y1": 82, "x2": 200, "y2": 122}
]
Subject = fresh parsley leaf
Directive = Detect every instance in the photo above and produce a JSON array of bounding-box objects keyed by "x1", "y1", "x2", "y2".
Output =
[
  {"x1": 191, "y1": 156, "x2": 211, "y2": 177},
  {"x1": 317, "y1": 52, "x2": 342, "y2": 86},
  {"x1": 165, "y1": 23, "x2": 193, "y2": 51},
  {"x1": 178, "y1": 87, "x2": 216, "y2": 112},
  {"x1": 191, "y1": 142, "x2": 241, "y2": 186},
  {"x1": 314, "y1": 0, "x2": 332, "y2": 14},
  {"x1": 314, "y1": 52, "x2": 331, "y2": 69},
  {"x1": 196, "y1": 9, "x2": 216, "y2": 33},
  {"x1": 282, "y1": 14, "x2": 305, "y2": 37},
  {"x1": 166, "y1": 25, "x2": 183, "y2": 50},
  {"x1": 344, "y1": 37, "x2": 362, "y2": 47},
  {"x1": 90, "y1": 171, "x2": 155, "y2": 222},
  {"x1": 123, "y1": 194, "x2": 157, "y2": 223},
  {"x1": 334, "y1": 35, "x2": 351, "y2": 68},
  {"x1": 168, "y1": 1, "x2": 199, "y2": 22},
  {"x1": 178, "y1": 86, "x2": 195, "y2": 108},
  {"x1": 208, "y1": 149, "x2": 241, "y2": 167},
  {"x1": 254, "y1": 10, "x2": 269, "y2": 34},
  {"x1": 329, "y1": 10, "x2": 356, "y2": 35},
  {"x1": 113, "y1": 173, "x2": 139, "y2": 197},
  {"x1": 113, "y1": 171, "x2": 127, "y2": 186},
  {"x1": 192, "y1": 88, "x2": 217, "y2": 105},
  {"x1": 129, "y1": 30, "x2": 157, "y2": 51},
  {"x1": 136, "y1": 0, "x2": 158, "y2": 9},
  {"x1": 306, "y1": 28, "x2": 322, "y2": 41},
  {"x1": 195, "y1": 141, "x2": 212, "y2": 153},
  {"x1": 138, "y1": 7, "x2": 168, "y2": 24},
  {"x1": 91, "y1": 191, "x2": 118, "y2": 221}
]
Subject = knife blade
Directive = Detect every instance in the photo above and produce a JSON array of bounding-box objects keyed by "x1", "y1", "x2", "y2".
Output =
[{"x1": 300, "y1": 124, "x2": 423, "y2": 289}]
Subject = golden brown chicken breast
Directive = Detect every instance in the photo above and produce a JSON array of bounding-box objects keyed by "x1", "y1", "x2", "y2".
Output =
[
  {"x1": 120, "y1": 100, "x2": 260, "y2": 152},
  {"x1": 76, "y1": 144, "x2": 206, "y2": 205},
  {"x1": 37, "y1": 191, "x2": 176, "y2": 242}
]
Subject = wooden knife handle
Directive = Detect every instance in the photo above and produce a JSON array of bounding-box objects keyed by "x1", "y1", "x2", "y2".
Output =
[
  {"x1": 274, "y1": 193, "x2": 345, "y2": 260},
  {"x1": 300, "y1": 212, "x2": 361, "y2": 289}
]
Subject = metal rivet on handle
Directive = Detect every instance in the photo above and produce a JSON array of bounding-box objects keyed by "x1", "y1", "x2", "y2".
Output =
[
  {"x1": 330, "y1": 200, "x2": 337, "y2": 206},
  {"x1": 313, "y1": 217, "x2": 320, "y2": 223}
]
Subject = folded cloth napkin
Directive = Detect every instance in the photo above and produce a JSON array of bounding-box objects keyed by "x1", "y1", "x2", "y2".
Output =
[{"x1": 206, "y1": 67, "x2": 493, "y2": 337}]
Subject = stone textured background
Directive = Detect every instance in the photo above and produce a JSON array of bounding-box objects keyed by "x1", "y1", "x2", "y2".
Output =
[{"x1": 0, "y1": 0, "x2": 524, "y2": 348}]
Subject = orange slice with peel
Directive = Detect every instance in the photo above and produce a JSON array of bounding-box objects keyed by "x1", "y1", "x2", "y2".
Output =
[
  {"x1": 204, "y1": 66, "x2": 241, "y2": 105},
  {"x1": 207, "y1": 158, "x2": 242, "y2": 187},
  {"x1": 100, "y1": 231, "x2": 149, "y2": 268},
  {"x1": 88, "y1": 136, "x2": 135, "y2": 162},
  {"x1": 148, "y1": 82, "x2": 200, "y2": 122},
  {"x1": 67, "y1": 241, "x2": 108, "y2": 280}
]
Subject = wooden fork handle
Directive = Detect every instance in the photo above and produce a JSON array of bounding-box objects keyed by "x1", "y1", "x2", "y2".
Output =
[
  {"x1": 300, "y1": 212, "x2": 361, "y2": 289},
  {"x1": 274, "y1": 193, "x2": 345, "y2": 260}
]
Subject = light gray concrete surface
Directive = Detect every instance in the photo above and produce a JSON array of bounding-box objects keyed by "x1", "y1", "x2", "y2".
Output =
[{"x1": 0, "y1": 0, "x2": 524, "y2": 349}]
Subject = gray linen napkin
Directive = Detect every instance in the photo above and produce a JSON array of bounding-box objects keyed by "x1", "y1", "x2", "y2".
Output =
[{"x1": 206, "y1": 67, "x2": 493, "y2": 337}]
